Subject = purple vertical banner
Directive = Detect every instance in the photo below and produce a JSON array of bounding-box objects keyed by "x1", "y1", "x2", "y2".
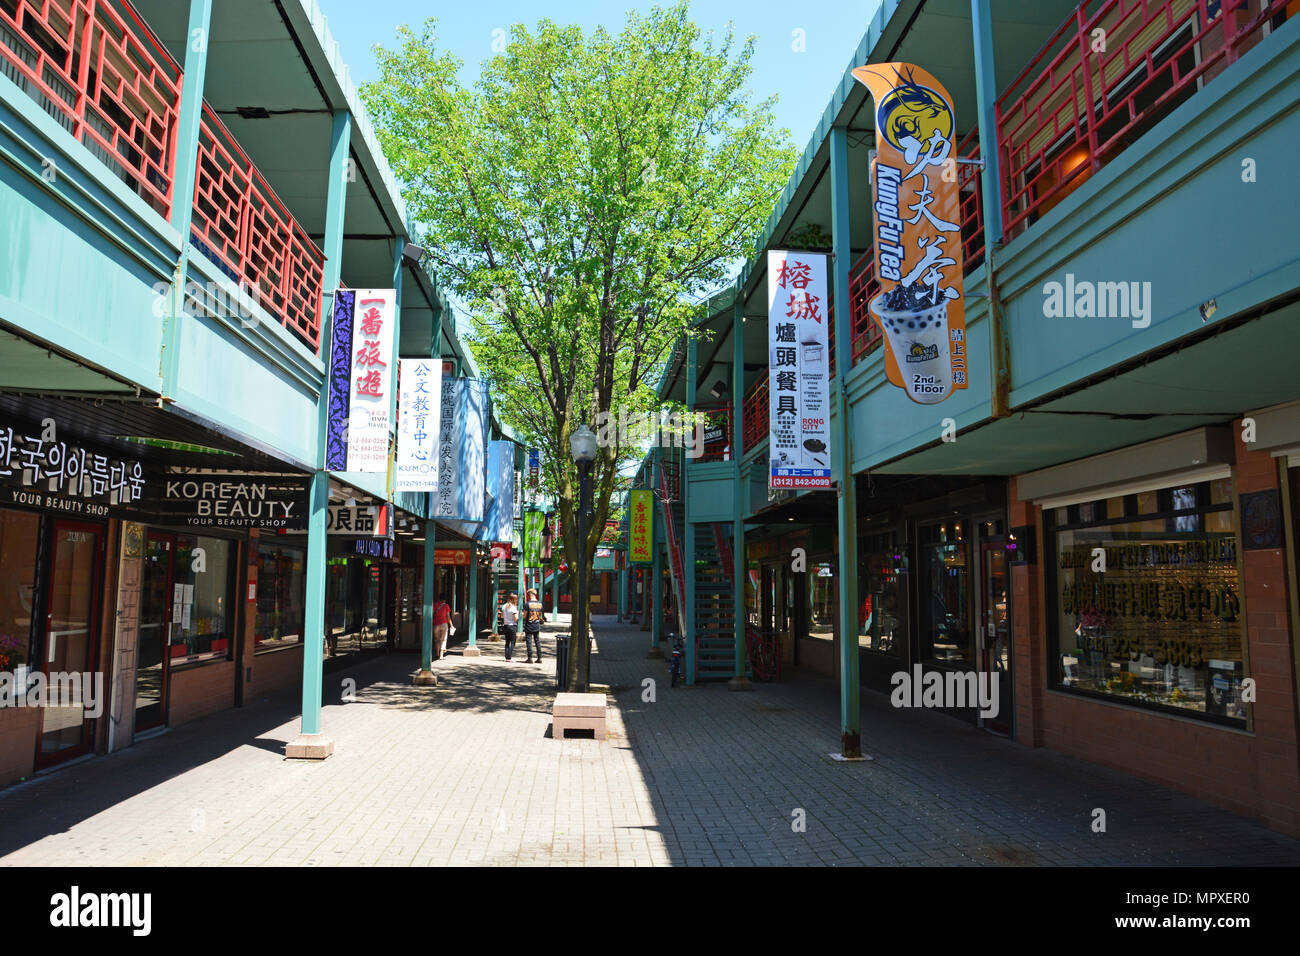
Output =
[{"x1": 326, "y1": 290, "x2": 355, "y2": 471}]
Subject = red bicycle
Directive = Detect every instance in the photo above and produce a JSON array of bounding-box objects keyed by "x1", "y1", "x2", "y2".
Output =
[{"x1": 745, "y1": 624, "x2": 780, "y2": 682}]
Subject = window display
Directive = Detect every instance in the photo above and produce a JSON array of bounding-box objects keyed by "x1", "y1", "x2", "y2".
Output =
[
  {"x1": 0, "y1": 508, "x2": 39, "y2": 676},
  {"x1": 169, "y1": 534, "x2": 234, "y2": 662},
  {"x1": 1048, "y1": 480, "x2": 1247, "y2": 726},
  {"x1": 256, "y1": 544, "x2": 306, "y2": 647},
  {"x1": 919, "y1": 521, "x2": 972, "y2": 664},
  {"x1": 858, "y1": 532, "x2": 906, "y2": 655}
]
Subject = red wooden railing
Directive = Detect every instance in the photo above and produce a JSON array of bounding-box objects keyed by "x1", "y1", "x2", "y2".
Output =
[
  {"x1": 997, "y1": 0, "x2": 1289, "y2": 240},
  {"x1": 741, "y1": 372, "x2": 768, "y2": 453},
  {"x1": 655, "y1": 461, "x2": 687, "y2": 634},
  {"x1": 0, "y1": 0, "x2": 182, "y2": 215},
  {"x1": 191, "y1": 103, "x2": 326, "y2": 352},
  {"x1": 0, "y1": 0, "x2": 327, "y2": 353}
]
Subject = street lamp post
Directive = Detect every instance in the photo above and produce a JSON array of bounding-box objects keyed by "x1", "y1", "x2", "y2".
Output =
[{"x1": 569, "y1": 422, "x2": 598, "y2": 692}]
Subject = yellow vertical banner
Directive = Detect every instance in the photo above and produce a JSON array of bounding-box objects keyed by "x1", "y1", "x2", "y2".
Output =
[
  {"x1": 630, "y1": 489, "x2": 654, "y2": 563},
  {"x1": 851, "y1": 63, "x2": 968, "y2": 404}
]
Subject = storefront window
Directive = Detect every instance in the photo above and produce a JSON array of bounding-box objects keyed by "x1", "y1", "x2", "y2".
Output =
[
  {"x1": 859, "y1": 533, "x2": 906, "y2": 655},
  {"x1": 1048, "y1": 483, "x2": 1246, "y2": 726},
  {"x1": 809, "y1": 561, "x2": 835, "y2": 639},
  {"x1": 171, "y1": 535, "x2": 234, "y2": 662},
  {"x1": 919, "y1": 521, "x2": 972, "y2": 664},
  {"x1": 257, "y1": 544, "x2": 306, "y2": 648},
  {"x1": 0, "y1": 508, "x2": 39, "y2": 676}
]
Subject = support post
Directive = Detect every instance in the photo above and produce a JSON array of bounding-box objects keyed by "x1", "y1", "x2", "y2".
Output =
[
  {"x1": 414, "y1": 520, "x2": 437, "y2": 684},
  {"x1": 829, "y1": 125, "x2": 863, "y2": 758},
  {"x1": 464, "y1": 548, "x2": 481, "y2": 656},
  {"x1": 971, "y1": 0, "x2": 1010, "y2": 418},
  {"x1": 684, "y1": 335, "x2": 698, "y2": 686},
  {"x1": 160, "y1": 0, "x2": 212, "y2": 400},
  {"x1": 649, "y1": 457, "x2": 664, "y2": 658},
  {"x1": 286, "y1": 108, "x2": 351, "y2": 760},
  {"x1": 729, "y1": 296, "x2": 752, "y2": 691}
]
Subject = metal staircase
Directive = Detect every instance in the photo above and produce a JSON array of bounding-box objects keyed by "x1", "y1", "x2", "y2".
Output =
[{"x1": 655, "y1": 455, "x2": 747, "y2": 682}]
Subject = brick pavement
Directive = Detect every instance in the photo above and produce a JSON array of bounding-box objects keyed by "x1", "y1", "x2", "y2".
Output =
[{"x1": 0, "y1": 616, "x2": 1297, "y2": 866}]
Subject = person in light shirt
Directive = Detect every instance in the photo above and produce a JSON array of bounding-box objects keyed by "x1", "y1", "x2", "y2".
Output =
[{"x1": 500, "y1": 592, "x2": 519, "y2": 661}]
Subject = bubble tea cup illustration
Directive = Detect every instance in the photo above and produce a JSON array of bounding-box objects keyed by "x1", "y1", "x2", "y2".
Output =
[{"x1": 870, "y1": 281, "x2": 954, "y2": 404}]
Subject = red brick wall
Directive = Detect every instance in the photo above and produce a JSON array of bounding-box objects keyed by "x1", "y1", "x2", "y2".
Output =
[
  {"x1": 0, "y1": 708, "x2": 39, "y2": 786},
  {"x1": 251, "y1": 645, "x2": 304, "y2": 694},
  {"x1": 168, "y1": 661, "x2": 236, "y2": 727},
  {"x1": 1010, "y1": 429, "x2": 1300, "y2": 837}
]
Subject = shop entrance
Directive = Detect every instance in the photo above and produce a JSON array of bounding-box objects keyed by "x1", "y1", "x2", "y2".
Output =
[
  {"x1": 975, "y1": 519, "x2": 1012, "y2": 736},
  {"x1": 36, "y1": 520, "x2": 104, "y2": 767},
  {"x1": 136, "y1": 532, "x2": 176, "y2": 732}
]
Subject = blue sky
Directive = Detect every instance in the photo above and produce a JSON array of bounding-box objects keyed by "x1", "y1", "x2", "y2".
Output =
[{"x1": 320, "y1": 0, "x2": 883, "y2": 157}]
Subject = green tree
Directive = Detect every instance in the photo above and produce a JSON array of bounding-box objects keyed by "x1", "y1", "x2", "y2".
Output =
[{"x1": 362, "y1": 3, "x2": 794, "y2": 690}]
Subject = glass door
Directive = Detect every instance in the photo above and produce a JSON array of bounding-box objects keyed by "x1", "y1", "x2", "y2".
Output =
[
  {"x1": 976, "y1": 519, "x2": 1012, "y2": 735},
  {"x1": 136, "y1": 532, "x2": 174, "y2": 732},
  {"x1": 37, "y1": 521, "x2": 103, "y2": 766}
]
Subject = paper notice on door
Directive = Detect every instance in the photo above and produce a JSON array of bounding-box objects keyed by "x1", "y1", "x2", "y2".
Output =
[
  {"x1": 181, "y1": 603, "x2": 191, "y2": 630},
  {"x1": 183, "y1": 584, "x2": 194, "y2": 604},
  {"x1": 173, "y1": 583, "x2": 184, "y2": 605},
  {"x1": 173, "y1": 604, "x2": 181, "y2": 625}
]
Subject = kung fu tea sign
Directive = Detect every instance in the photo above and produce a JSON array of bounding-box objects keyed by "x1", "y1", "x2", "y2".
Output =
[
  {"x1": 852, "y1": 63, "x2": 968, "y2": 404},
  {"x1": 767, "y1": 250, "x2": 832, "y2": 489}
]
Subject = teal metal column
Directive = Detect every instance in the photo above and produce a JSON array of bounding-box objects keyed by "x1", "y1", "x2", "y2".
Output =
[
  {"x1": 971, "y1": 0, "x2": 1004, "y2": 247},
  {"x1": 289, "y1": 109, "x2": 351, "y2": 755},
  {"x1": 617, "y1": 563, "x2": 627, "y2": 621},
  {"x1": 730, "y1": 296, "x2": 750, "y2": 689},
  {"x1": 650, "y1": 447, "x2": 664, "y2": 656},
  {"x1": 160, "y1": 0, "x2": 212, "y2": 398},
  {"x1": 683, "y1": 335, "x2": 698, "y2": 685},
  {"x1": 467, "y1": 548, "x2": 479, "y2": 648},
  {"x1": 421, "y1": 519, "x2": 436, "y2": 671},
  {"x1": 830, "y1": 125, "x2": 862, "y2": 757}
]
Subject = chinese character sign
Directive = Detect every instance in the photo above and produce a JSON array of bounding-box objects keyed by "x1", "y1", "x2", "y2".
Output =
[
  {"x1": 767, "y1": 250, "x2": 832, "y2": 490},
  {"x1": 851, "y1": 63, "x2": 967, "y2": 404},
  {"x1": 396, "y1": 358, "x2": 442, "y2": 492},
  {"x1": 629, "y1": 489, "x2": 653, "y2": 562},
  {"x1": 347, "y1": 289, "x2": 396, "y2": 472}
]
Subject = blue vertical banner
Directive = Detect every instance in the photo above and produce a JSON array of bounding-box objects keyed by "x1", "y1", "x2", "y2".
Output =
[
  {"x1": 484, "y1": 440, "x2": 515, "y2": 543},
  {"x1": 434, "y1": 378, "x2": 489, "y2": 534},
  {"x1": 325, "y1": 290, "x2": 354, "y2": 471}
]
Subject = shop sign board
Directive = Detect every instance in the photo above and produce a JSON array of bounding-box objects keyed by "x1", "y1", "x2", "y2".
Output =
[
  {"x1": 629, "y1": 489, "x2": 653, "y2": 563},
  {"x1": 327, "y1": 503, "x2": 392, "y2": 537},
  {"x1": 325, "y1": 289, "x2": 397, "y2": 473},
  {"x1": 396, "y1": 358, "x2": 442, "y2": 492},
  {"x1": 851, "y1": 63, "x2": 968, "y2": 404},
  {"x1": 434, "y1": 548, "x2": 471, "y2": 566},
  {"x1": 153, "y1": 474, "x2": 308, "y2": 530},
  {"x1": 0, "y1": 418, "x2": 145, "y2": 518},
  {"x1": 352, "y1": 538, "x2": 395, "y2": 560},
  {"x1": 767, "y1": 250, "x2": 831, "y2": 489}
]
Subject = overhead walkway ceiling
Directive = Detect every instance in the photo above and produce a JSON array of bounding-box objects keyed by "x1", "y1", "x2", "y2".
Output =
[{"x1": 871, "y1": 300, "x2": 1300, "y2": 476}]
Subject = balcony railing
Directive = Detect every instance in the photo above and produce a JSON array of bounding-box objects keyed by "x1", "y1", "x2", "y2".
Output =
[
  {"x1": 0, "y1": 0, "x2": 327, "y2": 353},
  {"x1": 0, "y1": 0, "x2": 182, "y2": 215},
  {"x1": 741, "y1": 373, "x2": 768, "y2": 453},
  {"x1": 191, "y1": 104, "x2": 325, "y2": 352},
  {"x1": 997, "y1": 0, "x2": 1290, "y2": 240}
]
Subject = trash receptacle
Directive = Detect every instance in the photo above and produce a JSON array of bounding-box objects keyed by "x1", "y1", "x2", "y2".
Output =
[{"x1": 555, "y1": 634, "x2": 570, "y2": 691}]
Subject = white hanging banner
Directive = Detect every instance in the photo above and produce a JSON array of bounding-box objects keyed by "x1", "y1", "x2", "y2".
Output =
[
  {"x1": 767, "y1": 250, "x2": 831, "y2": 489},
  {"x1": 346, "y1": 289, "x2": 396, "y2": 473},
  {"x1": 396, "y1": 358, "x2": 442, "y2": 492}
]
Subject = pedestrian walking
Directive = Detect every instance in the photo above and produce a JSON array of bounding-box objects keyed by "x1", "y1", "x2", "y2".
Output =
[
  {"x1": 522, "y1": 588, "x2": 544, "y2": 663},
  {"x1": 501, "y1": 592, "x2": 519, "y2": 661},
  {"x1": 432, "y1": 597, "x2": 452, "y2": 660}
]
